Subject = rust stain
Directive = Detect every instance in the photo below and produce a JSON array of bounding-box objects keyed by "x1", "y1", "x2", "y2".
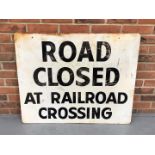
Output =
[{"x1": 14, "y1": 33, "x2": 31, "y2": 43}]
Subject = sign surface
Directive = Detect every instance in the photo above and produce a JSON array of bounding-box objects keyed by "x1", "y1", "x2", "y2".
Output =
[{"x1": 15, "y1": 33, "x2": 140, "y2": 124}]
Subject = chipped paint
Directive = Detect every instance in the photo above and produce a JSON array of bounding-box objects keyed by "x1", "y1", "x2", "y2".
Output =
[{"x1": 15, "y1": 33, "x2": 140, "y2": 124}]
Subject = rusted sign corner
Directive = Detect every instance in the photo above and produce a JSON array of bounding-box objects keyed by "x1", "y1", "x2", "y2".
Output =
[{"x1": 14, "y1": 33, "x2": 28, "y2": 43}]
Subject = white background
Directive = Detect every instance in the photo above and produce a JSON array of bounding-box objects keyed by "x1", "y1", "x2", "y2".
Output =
[{"x1": 16, "y1": 34, "x2": 140, "y2": 123}]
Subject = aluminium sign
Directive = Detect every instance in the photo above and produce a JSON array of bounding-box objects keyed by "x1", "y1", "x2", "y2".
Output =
[{"x1": 15, "y1": 33, "x2": 140, "y2": 124}]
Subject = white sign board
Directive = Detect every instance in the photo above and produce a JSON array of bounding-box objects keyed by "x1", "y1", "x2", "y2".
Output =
[{"x1": 15, "y1": 33, "x2": 140, "y2": 124}]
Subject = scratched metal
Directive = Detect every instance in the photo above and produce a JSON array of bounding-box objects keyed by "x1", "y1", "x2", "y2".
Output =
[{"x1": 15, "y1": 33, "x2": 140, "y2": 124}]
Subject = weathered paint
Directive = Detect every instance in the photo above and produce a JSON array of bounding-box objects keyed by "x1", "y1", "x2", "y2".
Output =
[{"x1": 15, "y1": 33, "x2": 140, "y2": 124}]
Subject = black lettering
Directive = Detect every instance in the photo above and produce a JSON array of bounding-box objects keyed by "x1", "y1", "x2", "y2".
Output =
[
  {"x1": 57, "y1": 67, "x2": 74, "y2": 86},
  {"x1": 77, "y1": 107, "x2": 86, "y2": 119},
  {"x1": 42, "y1": 41, "x2": 56, "y2": 62},
  {"x1": 76, "y1": 67, "x2": 90, "y2": 86},
  {"x1": 58, "y1": 107, "x2": 68, "y2": 119},
  {"x1": 86, "y1": 92, "x2": 95, "y2": 103},
  {"x1": 106, "y1": 68, "x2": 120, "y2": 86},
  {"x1": 106, "y1": 92, "x2": 117, "y2": 103},
  {"x1": 69, "y1": 107, "x2": 77, "y2": 119},
  {"x1": 34, "y1": 92, "x2": 42, "y2": 104},
  {"x1": 24, "y1": 92, "x2": 36, "y2": 104},
  {"x1": 118, "y1": 92, "x2": 128, "y2": 104},
  {"x1": 39, "y1": 107, "x2": 47, "y2": 119},
  {"x1": 48, "y1": 108, "x2": 57, "y2": 119},
  {"x1": 59, "y1": 41, "x2": 76, "y2": 62},
  {"x1": 101, "y1": 108, "x2": 112, "y2": 119},
  {"x1": 96, "y1": 92, "x2": 106, "y2": 104},
  {"x1": 33, "y1": 67, "x2": 46, "y2": 86},
  {"x1": 78, "y1": 41, "x2": 94, "y2": 62},
  {"x1": 92, "y1": 107, "x2": 100, "y2": 119},
  {"x1": 97, "y1": 41, "x2": 111, "y2": 61},
  {"x1": 62, "y1": 92, "x2": 72, "y2": 103},
  {"x1": 51, "y1": 92, "x2": 60, "y2": 103},
  {"x1": 48, "y1": 68, "x2": 58, "y2": 86},
  {"x1": 93, "y1": 68, "x2": 103, "y2": 86}
]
